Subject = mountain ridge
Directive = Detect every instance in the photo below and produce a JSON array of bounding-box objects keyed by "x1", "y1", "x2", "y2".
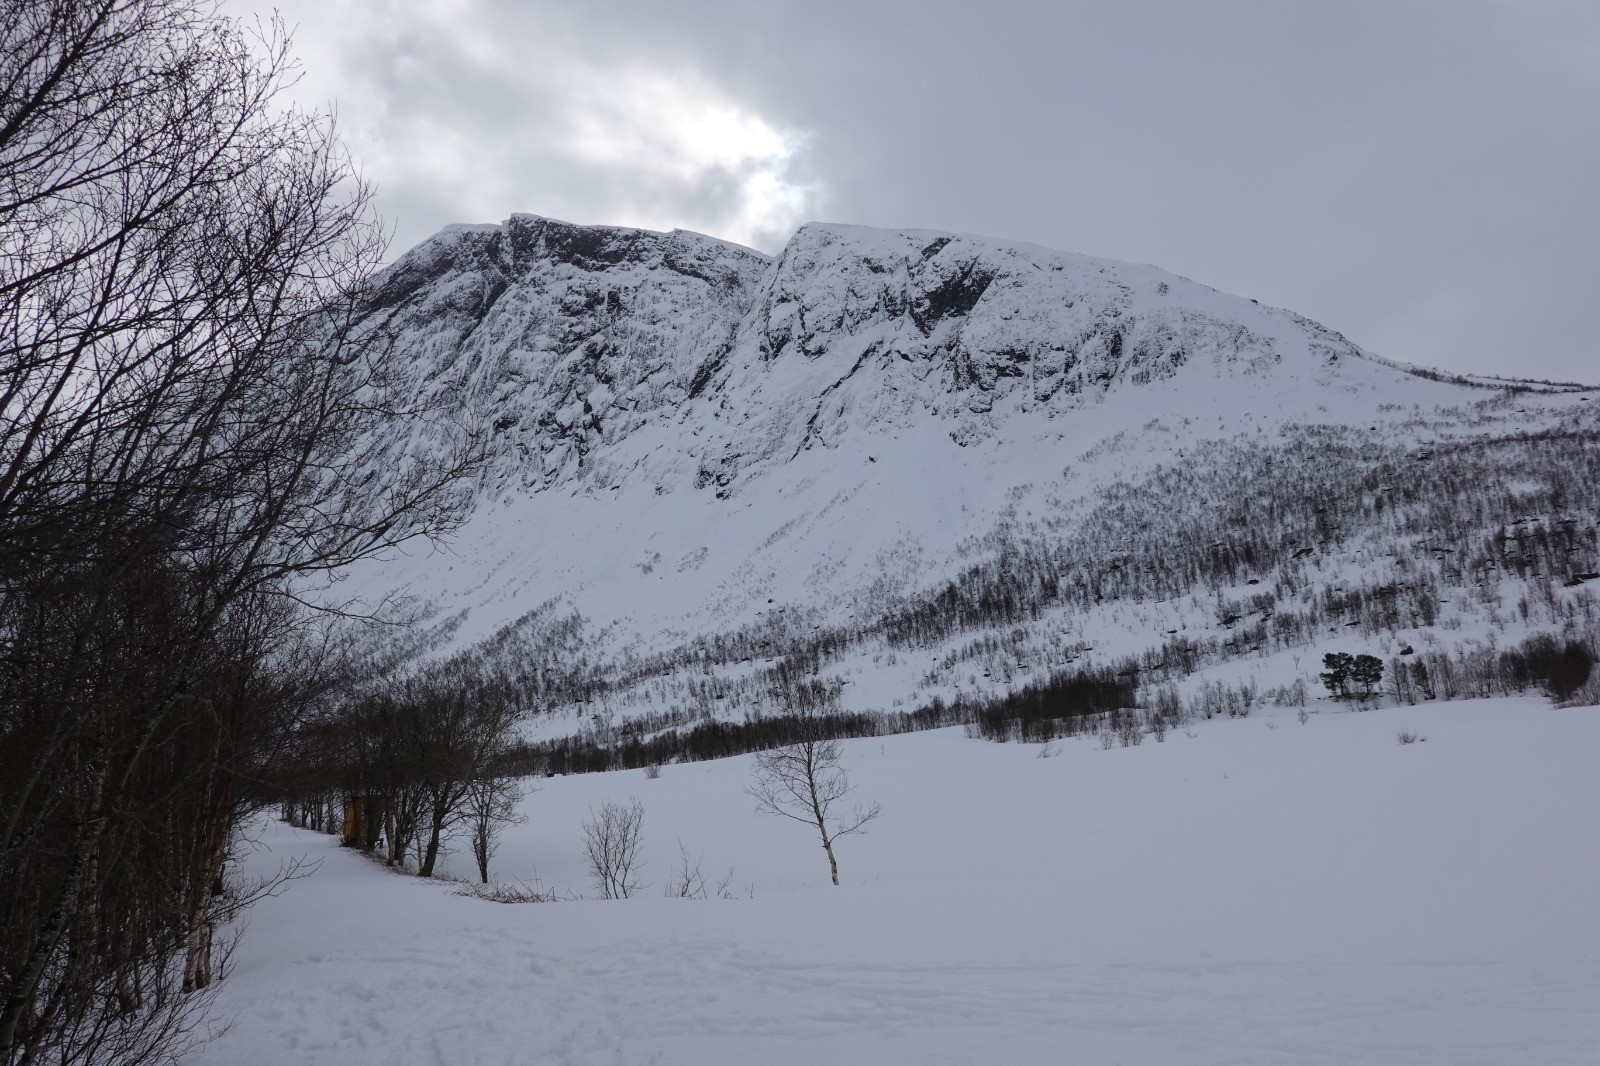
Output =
[{"x1": 359, "y1": 213, "x2": 1487, "y2": 500}]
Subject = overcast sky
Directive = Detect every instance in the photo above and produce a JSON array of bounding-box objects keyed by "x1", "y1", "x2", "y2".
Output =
[{"x1": 234, "y1": 0, "x2": 1599, "y2": 381}]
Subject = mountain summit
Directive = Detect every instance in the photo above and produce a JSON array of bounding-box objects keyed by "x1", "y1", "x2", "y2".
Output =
[{"x1": 361, "y1": 215, "x2": 1422, "y2": 496}]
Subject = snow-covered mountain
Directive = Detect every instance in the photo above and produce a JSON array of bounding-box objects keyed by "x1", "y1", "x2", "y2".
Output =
[
  {"x1": 342, "y1": 215, "x2": 1599, "y2": 732},
  {"x1": 361, "y1": 214, "x2": 1414, "y2": 498}
]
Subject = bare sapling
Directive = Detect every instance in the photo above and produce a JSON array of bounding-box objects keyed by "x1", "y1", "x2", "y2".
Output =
[
  {"x1": 748, "y1": 729, "x2": 880, "y2": 886},
  {"x1": 466, "y1": 774, "x2": 529, "y2": 884},
  {"x1": 582, "y1": 798, "x2": 646, "y2": 899},
  {"x1": 663, "y1": 840, "x2": 735, "y2": 899}
]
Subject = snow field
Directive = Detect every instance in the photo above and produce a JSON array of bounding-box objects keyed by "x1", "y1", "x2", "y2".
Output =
[{"x1": 194, "y1": 696, "x2": 1600, "y2": 1065}]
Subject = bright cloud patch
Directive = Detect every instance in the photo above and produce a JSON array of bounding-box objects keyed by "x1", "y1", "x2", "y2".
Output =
[
  {"x1": 561, "y1": 68, "x2": 813, "y2": 249},
  {"x1": 224, "y1": 0, "x2": 817, "y2": 254}
]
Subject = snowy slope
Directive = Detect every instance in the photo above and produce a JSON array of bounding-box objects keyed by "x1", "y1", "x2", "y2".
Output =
[
  {"x1": 194, "y1": 697, "x2": 1600, "y2": 1066},
  {"x1": 338, "y1": 215, "x2": 1598, "y2": 725}
]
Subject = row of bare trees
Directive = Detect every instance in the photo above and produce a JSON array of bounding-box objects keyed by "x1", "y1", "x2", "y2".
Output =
[
  {"x1": 0, "y1": 3, "x2": 478, "y2": 1064},
  {"x1": 280, "y1": 662, "x2": 525, "y2": 883}
]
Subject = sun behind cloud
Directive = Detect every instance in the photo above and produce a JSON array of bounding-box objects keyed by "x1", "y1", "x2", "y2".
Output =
[
  {"x1": 561, "y1": 66, "x2": 815, "y2": 250},
  {"x1": 223, "y1": 0, "x2": 818, "y2": 254}
]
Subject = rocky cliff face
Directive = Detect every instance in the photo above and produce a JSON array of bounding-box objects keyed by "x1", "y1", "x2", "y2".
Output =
[
  {"x1": 710, "y1": 223, "x2": 1382, "y2": 468},
  {"x1": 363, "y1": 216, "x2": 1392, "y2": 501},
  {"x1": 361, "y1": 215, "x2": 769, "y2": 490}
]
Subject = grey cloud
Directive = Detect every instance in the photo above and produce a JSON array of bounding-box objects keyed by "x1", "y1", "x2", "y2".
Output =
[{"x1": 261, "y1": 0, "x2": 1599, "y2": 380}]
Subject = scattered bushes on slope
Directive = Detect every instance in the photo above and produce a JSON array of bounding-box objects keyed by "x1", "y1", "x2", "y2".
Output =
[
  {"x1": 1388, "y1": 630, "x2": 1597, "y2": 705},
  {"x1": 513, "y1": 619, "x2": 1600, "y2": 777}
]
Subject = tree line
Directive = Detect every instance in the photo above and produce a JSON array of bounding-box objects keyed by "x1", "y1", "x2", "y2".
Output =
[
  {"x1": 276, "y1": 660, "x2": 525, "y2": 881},
  {"x1": 496, "y1": 616, "x2": 1598, "y2": 778}
]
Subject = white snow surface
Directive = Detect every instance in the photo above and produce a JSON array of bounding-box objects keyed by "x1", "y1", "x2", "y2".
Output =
[{"x1": 194, "y1": 697, "x2": 1600, "y2": 1065}]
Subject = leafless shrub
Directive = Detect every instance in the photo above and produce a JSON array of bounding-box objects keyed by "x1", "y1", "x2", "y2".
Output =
[
  {"x1": 583, "y1": 798, "x2": 646, "y2": 899},
  {"x1": 1396, "y1": 729, "x2": 1424, "y2": 745},
  {"x1": 1270, "y1": 678, "x2": 1309, "y2": 708},
  {"x1": 1149, "y1": 683, "x2": 1185, "y2": 728},
  {"x1": 643, "y1": 763, "x2": 663, "y2": 779},
  {"x1": 663, "y1": 840, "x2": 736, "y2": 900},
  {"x1": 454, "y1": 879, "x2": 559, "y2": 904},
  {"x1": 1189, "y1": 678, "x2": 1259, "y2": 720}
]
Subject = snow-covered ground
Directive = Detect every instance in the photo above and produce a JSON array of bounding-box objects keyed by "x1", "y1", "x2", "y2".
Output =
[{"x1": 192, "y1": 696, "x2": 1600, "y2": 1065}]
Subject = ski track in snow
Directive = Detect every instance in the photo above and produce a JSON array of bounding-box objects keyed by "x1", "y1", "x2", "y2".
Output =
[{"x1": 192, "y1": 698, "x2": 1600, "y2": 1065}]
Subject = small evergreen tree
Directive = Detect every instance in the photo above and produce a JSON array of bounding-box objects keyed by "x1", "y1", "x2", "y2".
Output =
[
  {"x1": 1320, "y1": 652, "x2": 1354, "y2": 698},
  {"x1": 1351, "y1": 654, "x2": 1384, "y2": 699}
]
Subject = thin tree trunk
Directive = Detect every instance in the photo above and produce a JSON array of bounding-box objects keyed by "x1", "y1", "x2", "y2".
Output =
[
  {"x1": 181, "y1": 914, "x2": 213, "y2": 993},
  {"x1": 804, "y1": 742, "x2": 840, "y2": 886},
  {"x1": 473, "y1": 811, "x2": 490, "y2": 884},
  {"x1": 0, "y1": 764, "x2": 105, "y2": 1057},
  {"x1": 419, "y1": 806, "x2": 445, "y2": 877},
  {"x1": 182, "y1": 795, "x2": 229, "y2": 992}
]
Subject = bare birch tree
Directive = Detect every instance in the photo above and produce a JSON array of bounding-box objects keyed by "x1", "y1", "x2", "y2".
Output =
[{"x1": 746, "y1": 687, "x2": 880, "y2": 886}]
